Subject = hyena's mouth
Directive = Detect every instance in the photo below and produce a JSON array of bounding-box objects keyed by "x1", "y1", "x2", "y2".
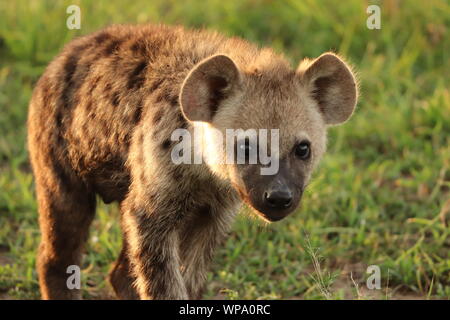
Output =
[
  {"x1": 232, "y1": 183, "x2": 285, "y2": 222},
  {"x1": 248, "y1": 198, "x2": 300, "y2": 222},
  {"x1": 239, "y1": 186, "x2": 302, "y2": 222}
]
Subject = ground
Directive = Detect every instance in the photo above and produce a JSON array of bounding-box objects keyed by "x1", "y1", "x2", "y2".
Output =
[{"x1": 0, "y1": 0, "x2": 449, "y2": 300}]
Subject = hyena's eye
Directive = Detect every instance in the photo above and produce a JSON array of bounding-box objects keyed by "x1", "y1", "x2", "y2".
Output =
[
  {"x1": 295, "y1": 141, "x2": 311, "y2": 160},
  {"x1": 236, "y1": 138, "x2": 255, "y2": 163}
]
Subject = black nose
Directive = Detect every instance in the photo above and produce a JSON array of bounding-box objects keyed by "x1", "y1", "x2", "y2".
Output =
[{"x1": 263, "y1": 189, "x2": 293, "y2": 209}]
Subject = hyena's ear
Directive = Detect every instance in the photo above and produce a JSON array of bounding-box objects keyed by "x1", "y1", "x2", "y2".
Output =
[
  {"x1": 298, "y1": 52, "x2": 358, "y2": 125},
  {"x1": 180, "y1": 54, "x2": 241, "y2": 122}
]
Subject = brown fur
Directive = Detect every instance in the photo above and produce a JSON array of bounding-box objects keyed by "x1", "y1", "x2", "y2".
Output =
[{"x1": 27, "y1": 24, "x2": 357, "y2": 299}]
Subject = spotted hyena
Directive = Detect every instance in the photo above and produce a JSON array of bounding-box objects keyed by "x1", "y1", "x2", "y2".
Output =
[{"x1": 27, "y1": 24, "x2": 357, "y2": 300}]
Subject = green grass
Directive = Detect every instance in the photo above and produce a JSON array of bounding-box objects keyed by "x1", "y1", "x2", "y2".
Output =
[{"x1": 0, "y1": 0, "x2": 449, "y2": 300}]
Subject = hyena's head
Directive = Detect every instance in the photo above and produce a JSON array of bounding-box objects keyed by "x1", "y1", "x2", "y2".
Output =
[{"x1": 179, "y1": 52, "x2": 357, "y2": 222}]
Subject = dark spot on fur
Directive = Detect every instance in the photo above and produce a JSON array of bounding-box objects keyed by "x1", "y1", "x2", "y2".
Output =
[
  {"x1": 147, "y1": 192, "x2": 157, "y2": 204},
  {"x1": 172, "y1": 166, "x2": 184, "y2": 181},
  {"x1": 130, "y1": 41, "x2": 146, "y2": 55},
  {"x1": 149, "y1": 79, "x2": 163, "y2": 92},
  {"x1": 155, "y1": 93, "x2": 164, "y2": 104},
  {"x1": 130, "y1": 42, "x2": 139, "y2": 53},
  {"x1": 173, "y1": 172, "x2": 182, "y2": 181},
  {"x1": 56, "y1": 133, "x2": 64, "y2": 144},
  {"x1": 90, "y1": 76, "x2": 101, "y2": 93},
  {"x1": 177, "y1": 114, "x2": 188, "y2": 129},
  {"x1": 152, "y1": 110, "x2": 163, "y2": 125},
  {"x1": 103, "y1": 39, "x2": 122, "y2": 56},
  {"x1": 63, "y1": 55, "x2": 78, "y2": 83},
  {"x1": 134, "y1": 106, "x2": 142, "y2": 124},
  {"x1": 111, "y1": 92, "x2": 120, "y2": 107},
  {"x1": 50, "y1": 156, "x2": 73, "y2": 191},
  {"x1": 60, "y1": 55, "x2": 78, "y2": 109},
  {"x1": 169, "y1": 95, "x2": 179, "y2": 107},
  {"x1": 124, "y1": 133, "x2": 131, "y2": 146},
  {"x1": 101, "y1": 119, "x2": 110, "y2": 136},
  {"x1": 161, "y1": 139, "x2": 171, "y2": 150},
  {"x1": 81, "y1": 122, "x2": 89, "y2": 134},
  {"x1": 94, "y1": 32, "x2": 110, "y2": 44},
  {"x1": 197, "y1": 204, "x2": 211, "y2": 216},
  {"x1": 155, "y1": 87, "x2": 172, "y2": 104},
  {"x1": 58, "y1": 43, "x2": 92, "y2": 131},
  {"x1": 56, "y1": 112, "x2": 63, "y2": 128},
  {"x1": 83, "y1": 60, "x2": 93, "y2": 73},
  {"x1": 127, "y1": 61, "x2": 147, "y2": 90},
  {"x1": 71, "y1": 94, "x2": 80, "y2": 108},
  {"x1": 57, "y1": 41, "x2": 91, "y2": 158},
  {"x1": 72, "y1": 135, "x2": 81, "y2": 147}
]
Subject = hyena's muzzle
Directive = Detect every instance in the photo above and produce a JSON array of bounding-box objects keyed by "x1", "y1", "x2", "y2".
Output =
[{"x1": 241, "y1": 159, "x2": 305, "y2": 222}]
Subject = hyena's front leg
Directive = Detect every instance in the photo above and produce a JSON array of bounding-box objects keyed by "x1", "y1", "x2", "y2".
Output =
[
  {"x1": 121, "y1": 193, "x2": 188, "y2": 300},
  {"x1": 179, "y1": 205, "x2": 238, "y2": 299}
]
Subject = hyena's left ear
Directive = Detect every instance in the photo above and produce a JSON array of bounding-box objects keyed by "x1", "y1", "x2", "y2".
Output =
[
  {"x1": 180, "y1": 54, "x2": 241, "y2": 122},
  {"x1": 298, "y1": 52, "x2": 358, "y2": 125}
]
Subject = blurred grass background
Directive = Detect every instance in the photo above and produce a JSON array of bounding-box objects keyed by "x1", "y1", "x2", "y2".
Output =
[{"x1": 0, "y1": 0, "x2": 449, "y2": 299}]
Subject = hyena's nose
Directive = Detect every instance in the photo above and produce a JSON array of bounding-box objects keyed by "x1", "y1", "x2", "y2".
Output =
[{"x1": 263, "y1": 188, "x2": 293, "y2": 209}]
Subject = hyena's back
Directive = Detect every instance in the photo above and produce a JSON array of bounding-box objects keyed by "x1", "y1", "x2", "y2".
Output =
[{"x1": 28, "y1": 24, "x2": 256, "y2": 203}]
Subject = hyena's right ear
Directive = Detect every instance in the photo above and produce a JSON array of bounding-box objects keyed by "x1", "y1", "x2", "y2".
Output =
[
  {"x1": 298, "y1": 53, "x2": 358, "y2": 125},
  {"x1": 180, "y1": 54, "x2": 241, "y2": 122}
]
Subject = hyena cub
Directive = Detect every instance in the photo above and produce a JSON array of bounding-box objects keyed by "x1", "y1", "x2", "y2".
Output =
[{"x1": 28, "y1": 24, "x2": 357, "y2": 300}]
